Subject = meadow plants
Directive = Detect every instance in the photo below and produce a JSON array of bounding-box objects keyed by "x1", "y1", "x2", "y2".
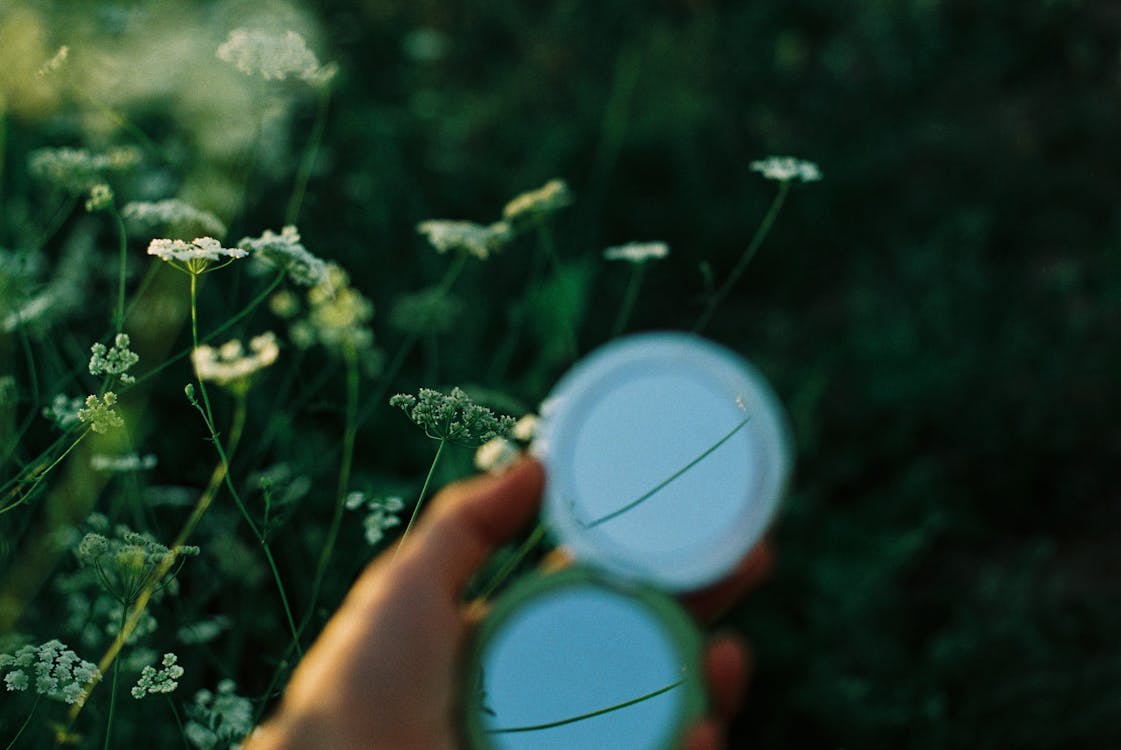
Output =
[{"x1": 0, "y1": 5, "x2": 814, "y2": 747}]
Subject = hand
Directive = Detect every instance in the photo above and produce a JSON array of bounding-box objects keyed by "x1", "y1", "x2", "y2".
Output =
[{"x1": 245, "y1": 457, "x2": 773, "y2": 749}]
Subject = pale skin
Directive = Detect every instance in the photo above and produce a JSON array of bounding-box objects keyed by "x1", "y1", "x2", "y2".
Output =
[{"x1": 245, "y1": 457, "x2": 774, "y2": 750}]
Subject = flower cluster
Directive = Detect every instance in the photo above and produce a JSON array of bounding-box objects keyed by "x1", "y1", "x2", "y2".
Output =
[
  {"x1": 132, "y1": 652, "x2": 184, "y2": 699},
  {"x1": 603, "y1": 241, "x2": 670, "y2": 264},
  {"x1": 90, "y1": 452, "x2": 158, "y2": 473},
  {"x1": 502, "y1": 178, "x2": 573, "y2": 226},
  {"x1": 148, "y1": 237, "x2": 247, "y2": 276},
  {"x1": 184, "y1": 679, "x2": 254, "y2": 750},
  {"x1": 390, "y1": 387, "x2": 515, "y2": 446},
  {"x1": 217, "y1": 28, "x2": 335, "y2": 85},
  {"x1": 28, "y1": 146, "x2": 141, "y2": 193},
  {"x1": 238, "y1": 225, "x2": 325, "y2": 285},
  {"x1": 0, "y1": 640, "x2": 100, "y2": 704},
  {"x1": 290, "y1": 263, "x2": 374, "y2": 356},
  {"x1": 390, "y1": 287, "x2": 463, "y2": 336},
  {"x1": 176, "y1": 616, "x2": 232, "y2": 646},
  {"x1": 77, "y1": 392, "x2": 124, "y2": 434},
  {"x1": 474, "y1": 413, "x2": 537, "y2": 473},
  {"x1": 89, "y1": 333, "x2": 140, "y2": 385},
  {"x1": 416, "y1": 220, "x2": 512, "y2": 260},
  {"x1": 44, "y1": 394, "x2": 85, "y2": 430},
  {"x1": 122, "y1": 199, "x2": 227, "y2": 239},
  {"x1": 85, "y1": 183, "x2": 114, "y2": 212},
  {"x1": 345, "y1": 493, "x2": 405, "y2": 546},
  {"x1": 750, "y1": 156, "x2": 822, "y2": 183},
  {"x1": 76, "y1": 523, "x2": 199, "y2": 605},
  {"x1": 191, "y1": 332, "x2": 280, "y2": 390}
]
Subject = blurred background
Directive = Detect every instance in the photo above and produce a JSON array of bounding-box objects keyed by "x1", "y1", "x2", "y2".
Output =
[{"x1": 3, "y1": 0, "x2": 1119, "y2": 747}]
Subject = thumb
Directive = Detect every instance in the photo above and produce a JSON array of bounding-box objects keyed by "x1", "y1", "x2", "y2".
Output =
[{"x1": 402, "y1": 457, "x2": 545, "y2": 596}]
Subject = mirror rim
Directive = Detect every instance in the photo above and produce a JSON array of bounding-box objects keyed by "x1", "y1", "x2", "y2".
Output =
[
  {"x1": 535, "y1": 331, "x2": 793, "y2": 591},
  {"x1": 461, "y1": 566, "x2": 705, "y2": 750}
]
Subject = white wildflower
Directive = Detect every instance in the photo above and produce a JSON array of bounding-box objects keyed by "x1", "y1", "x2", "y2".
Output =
[
  {"x1": 0, "y1": 640, "x2": 100, "y2": 704},
  {"x1": 217, "y1": 28, "x2": 335, "y2": 85},
  {"x1": 37, "y1": 45, "x2": 70, "y2": 77},
  {"x1": 44, "y1": 394, "x2": 85, "y2": 430},
  {"x1": 147, "y1": 237, "x2": 247, "y2": 275},
  {"x1": 122, "y1": 200, "x2": 227, "y2": 238},
  {"x1": 502, "y1": 179, "x2": 573, "y2": 225},
  {"x1": 177, "y1": 616, "x2": 233, "y2": 646},
  {"x1": 131, "y1": 653, "x2": 184, "y2": 699},
  {"x1": 296, "y1": 264, "x2": 375, "y2": 355},
  {"x1": 238, "y1": 225, "x2": 325, "y2": 285},
  {"x1": 28, "y1": 146, "x2": 140, "y2": 192},
  {"x1": 184, "y1": 679, "x2": 253, "y2": 750},
  {"x1": 346, "y1": 493, "x2": 404, "y2": 546},
  {"x1": 475, "y1": 436, "x2": 520, "y2": 474},
  {"x1": 749, "y1": 156, "x2": 822, "y2": 183},
  {"x1": 191, "y1": 332, "x2": 280, "y2": 389},
  {"x1": 603, "y1": 241, "x2": 670, "y2": 264},
  {"x1": 91, "y1": 452, "x2": 157, "y2": 472},
  {"x1": 85, "y1": 183, "x2": 113, "y2": 212},
  {"x1": 76, "y1": 392, "x2": 124, "y2": 434},
  {"x1": 89, "y1": 333, "x2": 139, "y2": 384},
  {"x1": 512, "y1": 414, "x2": 539, "y2": 442},
  {"x1": 416, "y1": 220, "x2": 512, "y2": 260}
]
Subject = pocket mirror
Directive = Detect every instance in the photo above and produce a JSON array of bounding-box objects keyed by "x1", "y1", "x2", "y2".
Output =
[{"x1": 463, "y1": 333, "x2": 792, "y2": 750}]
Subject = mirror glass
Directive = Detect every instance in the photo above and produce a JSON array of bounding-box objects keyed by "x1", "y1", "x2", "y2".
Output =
[
  {"x1": 464, "y1": 570, "x2": 702, "y2": 750},
  {"x1": 538, "y1": 333, "x2": 791, "y2": 590}
]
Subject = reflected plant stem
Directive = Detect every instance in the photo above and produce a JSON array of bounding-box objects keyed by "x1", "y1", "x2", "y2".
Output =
[
  {"x1": 581, "y1": 414, "x2": 752, "y2": 529},
  {"x1": 691, "y1": 181, "x2": 790, "y2": 335},
  {"x1": 610, "y1": 263, "x2": 646, "y2": 338},
  {"x1": 487, "y1": 678, "x2": 684, "y2": 734},
  {"x1": 392, "y1": 438, "x2": 447, "y2": 562},
  {"x1": 476, "y1": 523, "x2": 546, "y2": 602}
]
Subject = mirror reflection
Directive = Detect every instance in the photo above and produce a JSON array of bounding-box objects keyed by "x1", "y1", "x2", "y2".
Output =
[
  {"x1": 542, "y1": 334, "x2": 791, "y2": 589},
  {"x1": 469, "y1": 578, "x2": 698, "y2": 750}
]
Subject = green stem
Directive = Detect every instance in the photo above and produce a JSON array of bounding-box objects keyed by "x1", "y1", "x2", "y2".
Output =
[
  {"x1": 582, "y1": 414, "x2": 751, "y2": 528},
  {"x1": 393, "y1": 438, "x2": 447, "y2": 561},
  {"x1": 301, "y1": 348, "x2": 361, "y2": 632},
  {"x1": 112, "y1": 206, "x2": 129, "y2": 334},
  {"x1": 476, "y1": 523, "x2": 546, "y2": 601},
  {"x1": 102, "y1": 651, "x2": 121, "y2": 750},
  {"x1": 285, "y1": 87, "x2": 331, "y2": 225},
  {"x1": 0, "y1": 429, "x2": 88, "y2": 515},
  {"x1": 167, "y1": 696, "x2": 190, "y2": 750},
  {"x1": 4, "y1": 696, "x2": 39, "y2": 750},
  {"x1": 487, "y1": 679, "x2": 684, "y2": 734},
  {"x1": 133, "y1": 271, "x2": 286, "y2": 387},
  {"x1": 610, "y1": 264, "x2": 646, "y2": 338},
  {"x1": 692, "y1": 181, "x2": 790, "y2": 335}
]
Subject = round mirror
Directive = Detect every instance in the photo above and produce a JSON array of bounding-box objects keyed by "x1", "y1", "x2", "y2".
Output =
[
  {"x1": 462, "y1": 568, "x2": 704, "y2": 750},
  {"x1": 535, "y1": 333, "x2": 791, "y2": 590}
]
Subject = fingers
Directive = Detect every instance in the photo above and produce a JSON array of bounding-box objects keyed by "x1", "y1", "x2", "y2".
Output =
[
  {"x1": 681, "y1": 538, "x2": 775, "y2": 622},
  {"x1": 402, "y1": 456, "x2": 546, "y2": 596},
  {"x1": 682, "y1": 634, "x2": 751, "y2": 750}
]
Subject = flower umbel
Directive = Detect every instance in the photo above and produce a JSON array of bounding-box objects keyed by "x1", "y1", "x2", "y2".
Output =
[
  {"x1": 749, "y1": 156, "x2": 822, "y2": 183},
  {"x1": 0, "y1": 640, "x2": 100, "y2": 704},
  {"x1": 603, "y1": 241, "x2": 670, "y2": 264},
  {"x1": 76, "y1": 392, "x2": 124, "y2": 434},
  {"x1": 131, "y1": 652, "x2": 184, "y2": 699},
  {"x1": 76, "y1": 523, "x2": 199, "y2": 605},
  {"x1": 147, "y1": 237, "x2": 247, "y2": 276},
  {"x1": 217, "y1": 28, "x2": 336, "y2": 85},
  {"x1": 502, "y1": 178, "x2": 573, "y2": 226},
  {"x1": 122, "y1": 200, "x2": 227, "y2": 239},
  {"x1": 345, "y1": 493, "x2": 405, "y2": 546},
  {"x1": 184, "y1": 679, "x2": 253, "y2": 750},
  {"x1": 238, "y1": 225, "x2": 326, "y2": 285},
  {"x1": 390, "y1": 387, "x2": 516, "y2": 446},
  {"x1": 89, "y1": 333, "x2": 140, "y2": 385},
  {"x1": 416, "y1": 220, "x2": 512, "y2": 260},
  {"x1": 191, "y1": 332, "x2": 280, "y2": 390}
]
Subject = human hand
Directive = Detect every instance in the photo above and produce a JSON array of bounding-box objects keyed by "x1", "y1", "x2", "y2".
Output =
[{"x1": 245, "y1": 457, "x2": 773, "y2": 749}]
